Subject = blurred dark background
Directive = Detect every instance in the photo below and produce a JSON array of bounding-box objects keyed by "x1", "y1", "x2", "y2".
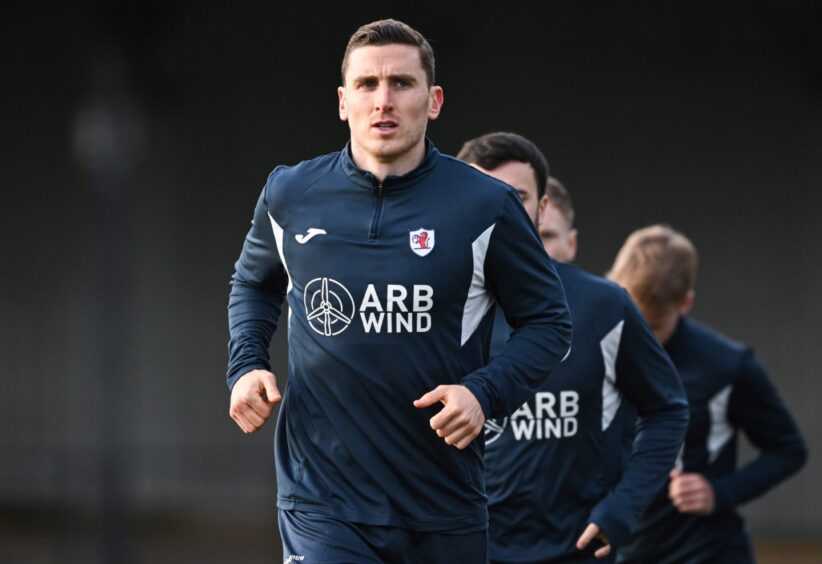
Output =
[{"x1": 1, "y1": 1, "x2": 820, "y2": 562}]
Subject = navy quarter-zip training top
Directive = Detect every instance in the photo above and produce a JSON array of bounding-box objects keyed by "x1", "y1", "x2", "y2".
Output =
[
  {"x1": 227, "y1": 141, "x2": 573, "y2": 532},
  {"x1": 618, "y1": 316, "x2": 807, "y2": 563},
  {"x1": 486, "y1": 262, "x2": 689, "y2": 562}
]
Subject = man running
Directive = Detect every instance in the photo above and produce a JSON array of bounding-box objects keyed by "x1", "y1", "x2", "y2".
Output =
[
  {"x1": 226, "y1": 21, "x2": 572, "y2": 563},
  {"x1": 609, "y1": 225, "x2": 806, "y2": 563},
  {"x1": 458, "y1": 132, "x2": 689, "y2": 562}
]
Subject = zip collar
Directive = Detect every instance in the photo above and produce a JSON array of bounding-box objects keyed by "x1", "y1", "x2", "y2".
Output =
[{"x1": 340, "y1": 139, "x2": 440, "y2": 192}]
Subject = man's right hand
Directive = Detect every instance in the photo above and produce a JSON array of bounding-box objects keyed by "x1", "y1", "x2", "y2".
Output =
[
  {"x1": 229, "y1": 369, "x2": 281, "y2": 433},
  {"x1": 576, "y1": 522, "x2": 611, "y2": 558},
  {"x1": 668, "y1": 470, "x2": 715, "y2": 515}
]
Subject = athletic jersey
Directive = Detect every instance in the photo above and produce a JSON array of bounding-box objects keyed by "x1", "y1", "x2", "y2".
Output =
[
  {"x1": 227, "y1": 141, "x2": 572, "y2": 532},
  {"x1": 485, "y1": 262, "x2": 689, "y2": 563},
  {"x1": 618, "y1": 316, "x2": 807, "y2": 563}
]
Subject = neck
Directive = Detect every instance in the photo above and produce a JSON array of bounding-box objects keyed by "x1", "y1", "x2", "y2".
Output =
[
  {"x1": 657, "y1": 313, "x2": 682, "y2": 344},
  {"x1": 350, "y1": 139, "x2": 426, "y2": 182}
]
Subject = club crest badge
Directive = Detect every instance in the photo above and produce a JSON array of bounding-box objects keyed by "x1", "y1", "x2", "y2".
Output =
[{"x1": 409, "y1": 228, "x2": 435, "y2": 257}]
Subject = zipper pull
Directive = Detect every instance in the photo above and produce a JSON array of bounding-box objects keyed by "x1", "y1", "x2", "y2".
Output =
[{"x1": 378, "y1": 183, "x2": 384, "y2": 197}]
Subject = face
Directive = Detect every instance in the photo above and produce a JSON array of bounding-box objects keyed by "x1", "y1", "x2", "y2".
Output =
[
  {"x1": 538, "y1": 197, "x2": 577, "y2": 262},
  {"x1": 338, "y1": 44, "x2": 443, "y2": 175},
  {"x1": 472, "y1": 160, "x2": 540, "y2": 225},
  {"x1": 623, "y1": 289, "x2": 694, "y2": 344},
  {"x1": 636, "y1": 304, "x2": 680, "y2": 343}
]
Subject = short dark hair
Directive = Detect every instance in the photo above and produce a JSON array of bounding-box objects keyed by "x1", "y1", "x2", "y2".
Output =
[
  {"x1": 457, "y1": 132, "x2": 549, "y2": 198},
  {"x1": 341, "y1": 19, "x2": 436, "y2": 87},
  {"x1": 545, "y1": 177, "x2": 575, "y2": 227}
]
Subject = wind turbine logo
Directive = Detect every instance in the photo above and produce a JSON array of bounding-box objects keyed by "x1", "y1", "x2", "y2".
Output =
[
  {"x1": 303, "y1": 277, "x2": 355, "y2": 336},
  {"x1": 484, "y1": 418, "x2": 509, "y2": 445}
]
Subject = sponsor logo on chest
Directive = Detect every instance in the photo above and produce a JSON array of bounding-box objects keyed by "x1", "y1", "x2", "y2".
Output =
[
  {"x1": 303, "y1": 278, "x2": 433, "y2": 336},
  {"x1": 485, "y1": 391, "x2": 580, "y2": 444}
]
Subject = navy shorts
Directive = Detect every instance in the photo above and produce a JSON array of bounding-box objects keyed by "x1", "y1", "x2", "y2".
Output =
[{"x1": 279, "y1": 509, "x2": 489, "y2": 563}]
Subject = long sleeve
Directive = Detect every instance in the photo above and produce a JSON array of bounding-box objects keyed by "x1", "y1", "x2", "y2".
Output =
[
  {"x1": 710, "y1": 351, "x2": 807, "y2": 511},
  {"x1": 226, "y1": 175, "x2": 289, "y2": 390},
  {"x1": 461, "y1": 188, "x2": 573, "y2": 419},
  {"x1": 588, "y1": 293, "x2": 689, "y2": 548}
]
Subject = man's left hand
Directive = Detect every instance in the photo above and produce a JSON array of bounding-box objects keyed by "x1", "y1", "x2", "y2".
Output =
[
  {"x1": 413, "y1": 385, "x2": 484, "y2": 449},
  {"x1": 668, "y1": 470, "x2": 715, "y2": 515}
]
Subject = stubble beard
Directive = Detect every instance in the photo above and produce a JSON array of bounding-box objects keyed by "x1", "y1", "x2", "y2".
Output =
[{"x1": 365, "y1": 124, "x2": 426, "y2": 165}]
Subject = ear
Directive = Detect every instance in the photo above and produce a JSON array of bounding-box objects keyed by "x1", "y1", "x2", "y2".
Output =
[
  {"x1": 567, "y1": 228, "x2": 578, "y2": 262},
  {"x1": 427, "y1": 86, "x2": 444, "y2": 120},
  {"x1": 680, "y1": 289, "x2": 695, "y2": 314},
  {"x1": 338, "y1": 86, "x2": 348, "y2": 122},
  {"x1": 539, "y1": 195, "x2": 550, "y2": 218}
]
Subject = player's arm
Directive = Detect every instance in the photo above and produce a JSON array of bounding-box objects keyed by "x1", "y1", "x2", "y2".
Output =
[
  {"x1": 461, "y1": 188, "x2": 573, "y2": 419},
  {"x1": 226, "y1": 171, "x2": 289, "y2": 432},
  {"x1": 581, "y1": 292, "x2": 689, "y2": 554},
  {"x1": 415, "y1": 188, "x2": 571, "y2": 448},
  {"x1": 705, "y1": 351, "x2": 807, "y2": 512}
]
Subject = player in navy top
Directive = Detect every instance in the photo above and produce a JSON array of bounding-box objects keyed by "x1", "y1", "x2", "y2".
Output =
[
  {"x1": 225, "y1": 21, "x2": 572, "y2": 562},
  {"x1": 458, "y1": 133, "x2": 689, "y2": 563},
  {"x1": 609, "y1": 225, "x2": 807, "y2": 564},
  {"x1": 537, "y1": 177, "x2": 577, "y2": 263}
]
